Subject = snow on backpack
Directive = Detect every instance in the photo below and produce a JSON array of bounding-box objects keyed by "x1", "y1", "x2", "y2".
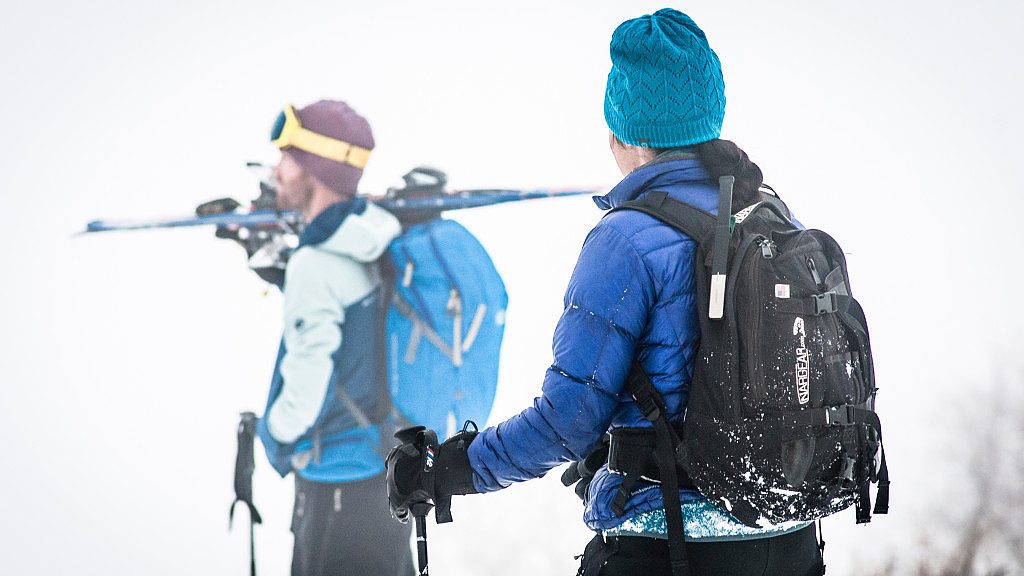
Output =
[
  {"x1": 376, "y1": 168, "x2": 508, "y2": 440},
  {"x1": 605, "y1": 176, "x2": 888, "y2": 572}
]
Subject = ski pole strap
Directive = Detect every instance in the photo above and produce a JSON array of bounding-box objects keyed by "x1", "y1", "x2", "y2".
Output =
[
  {"x1": 230, "y1": 412, "x2": 263, "y2": 526},
  {"x1": 230, "y1": 412, "x2": 262, "y2": 576},
  {"x1": 623, "y1": 362, "x2": 692, "y2": 576}
]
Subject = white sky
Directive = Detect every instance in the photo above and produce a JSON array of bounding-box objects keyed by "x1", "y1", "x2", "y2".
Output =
[{"x1": 2, "y1": 1, "x2": 1023, "y2": 574}]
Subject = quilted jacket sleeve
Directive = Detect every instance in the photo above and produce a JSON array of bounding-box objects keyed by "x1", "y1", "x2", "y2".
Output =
[{"x1": 469, "y1": 221, "x2": 656, "y2": 491}]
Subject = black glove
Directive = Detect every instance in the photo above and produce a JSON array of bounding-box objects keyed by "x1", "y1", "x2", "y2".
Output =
[
  {"x1": 385, "y1": 423, "x2": 478, "y2": 524},
  {"x1": 560, "y1": 434, "x2": 610, "y2": 501}
]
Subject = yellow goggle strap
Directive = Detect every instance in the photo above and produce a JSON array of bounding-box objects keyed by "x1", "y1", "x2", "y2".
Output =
[{"x1": 271, "y1": 105, "x2": 371, "y2": 169}]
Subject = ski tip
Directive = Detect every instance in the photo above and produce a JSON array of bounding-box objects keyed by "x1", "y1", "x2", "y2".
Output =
[{"x1": 74, "y1": 221, "x2": 113, "y2": 237}]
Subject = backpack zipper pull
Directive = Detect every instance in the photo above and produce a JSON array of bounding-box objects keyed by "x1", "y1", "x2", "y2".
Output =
[
  {"x1": 807, "y1": 257, "x2": 823, "y2": 288},
  {"x1": 760, "y1": 238, "x2": 775, "y2": 259}
]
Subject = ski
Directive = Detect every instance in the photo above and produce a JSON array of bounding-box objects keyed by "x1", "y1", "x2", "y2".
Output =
[
  {"x1": 78, "y1": 166, "x2": 598, "y2": 291},
  {"x1": 81, "y1": 188, "x2": 594, "y2": 234},
  {"x1": 83, "y1": 210, "x2": 299, "y2": 233}
]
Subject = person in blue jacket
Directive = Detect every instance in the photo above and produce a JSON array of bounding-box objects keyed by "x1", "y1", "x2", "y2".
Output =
[
  {"x1": 387, "y1": 8, "x2": 825, "y2": 576},
  {"x1": 255, "y1": 100, "x2": 414, "y2": 576}
]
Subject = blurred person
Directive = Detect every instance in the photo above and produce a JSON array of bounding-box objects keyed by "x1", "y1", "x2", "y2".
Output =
[{"x1": 256, "y1": 100, "x2": 414, "y2": 576}]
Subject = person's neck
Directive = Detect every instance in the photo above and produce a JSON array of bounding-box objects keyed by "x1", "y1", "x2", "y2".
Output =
[
  {"x1": 613, "y1": 143, "x2": 660, "y2": 176},
  {"x1": 304, "y1": 189, "x2": 352, "y2": 223}
]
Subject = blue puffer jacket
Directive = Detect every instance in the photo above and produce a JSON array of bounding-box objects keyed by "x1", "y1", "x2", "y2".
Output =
[{"x1": 469, "y1": 153, "x2": 795, "y2": 539}]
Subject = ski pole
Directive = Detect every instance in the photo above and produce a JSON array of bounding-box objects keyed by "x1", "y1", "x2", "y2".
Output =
[
  {"x1": 410, "y1": 501, "x2": 433, "y2": 575},
  {"x1": 229, "y1": 412, "x2": 263, "y2": 576},
  {"x1": 393, "y1": 426, "x2": 437, "y2": 575}
]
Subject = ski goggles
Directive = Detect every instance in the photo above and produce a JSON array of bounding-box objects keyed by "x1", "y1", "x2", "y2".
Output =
[{"x1": 270, "y1": 105, "x2": 371, "y2": 169}]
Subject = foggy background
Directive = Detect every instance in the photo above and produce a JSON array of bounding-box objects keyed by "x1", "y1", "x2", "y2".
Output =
[{"x1": 2, "y1": 1, "x2": 1022, "y2": 574}]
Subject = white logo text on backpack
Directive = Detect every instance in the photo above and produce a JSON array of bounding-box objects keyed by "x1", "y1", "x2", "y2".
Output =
[{"x1": 793, "y1": 318, "x2": 810, "y2": 405}]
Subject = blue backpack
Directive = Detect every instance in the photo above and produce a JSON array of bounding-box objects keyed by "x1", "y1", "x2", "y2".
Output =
[
  {"x1": 382, "y1": 217, "x2": 507, "y2": 439},
  {"x1": 365, "y1": 167, "x2": 507, "y2": 440}
]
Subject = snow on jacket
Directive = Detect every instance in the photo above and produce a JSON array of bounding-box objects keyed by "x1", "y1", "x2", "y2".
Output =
[
  {"x1": 257, "y1": 199, "x2": 401, "y2": 482},
  {"x1": 468, "y1": 153, "x2": 799, "y2": 540}
]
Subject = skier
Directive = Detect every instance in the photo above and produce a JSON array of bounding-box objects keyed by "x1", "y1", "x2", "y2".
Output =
[
  {"x1": 256, "y1": 100, "x2": 415, "y2": 576},
  {"x1": 386, "y1": 9, "x2": 826, "y2": 575}
]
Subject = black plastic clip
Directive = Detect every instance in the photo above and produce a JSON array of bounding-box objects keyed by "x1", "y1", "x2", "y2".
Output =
[
  {"x1": 634, "y1": 395, "x2": 662, "y2": 422},
  {"x1": 825, "y1": 405, "x2": 855, "y2": 426},
  {"x1": 813, "y1": 291, "x2": 838, "y2": 315}
]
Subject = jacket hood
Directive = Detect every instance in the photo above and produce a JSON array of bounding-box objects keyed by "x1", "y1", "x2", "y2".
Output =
[{"x1": 298, "y1": 198, "x2": 400, "y2": 262}]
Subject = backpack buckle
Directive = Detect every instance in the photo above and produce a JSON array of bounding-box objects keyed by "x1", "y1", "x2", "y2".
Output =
[
  {"x1": 826, "y1": 405, "x2": 855, "y2": 426},
  {"x1": 813, "y1": 291, "x2": 838, "y2": 315},
  {"x1": 633, "y1": 395, "x2": 662, "y2": 422}
]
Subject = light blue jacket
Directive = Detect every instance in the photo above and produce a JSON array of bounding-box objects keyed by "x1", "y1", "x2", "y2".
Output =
[{"x1": 257, "y1": 199, "x2": 401, "y2": 482}]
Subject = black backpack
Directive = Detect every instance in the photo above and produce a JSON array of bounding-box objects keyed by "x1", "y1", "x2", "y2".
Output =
[{"x1": 603, "y1": 176, "x2": 888, "y2": 573}]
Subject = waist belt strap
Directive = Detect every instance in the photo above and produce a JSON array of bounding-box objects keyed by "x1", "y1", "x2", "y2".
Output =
[{"x1": 608, "y1": 428, "x2": 696, "y2": 489}]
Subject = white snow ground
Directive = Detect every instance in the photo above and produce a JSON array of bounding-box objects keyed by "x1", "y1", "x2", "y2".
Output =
[{"x1": 2, "y1": 1, "x2": 1022, "y2": 575}]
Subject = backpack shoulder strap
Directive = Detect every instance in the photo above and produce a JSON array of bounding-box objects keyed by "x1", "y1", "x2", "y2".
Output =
[
  {"x1": 607, "y1": 191, "x2": 716, "y2": 242},
  {"x1": 608, "y1": 178, "x2": 735, "y2": 320},
  {"x1": 623, "y1": 362, "x2": 693, "y2": 576}
]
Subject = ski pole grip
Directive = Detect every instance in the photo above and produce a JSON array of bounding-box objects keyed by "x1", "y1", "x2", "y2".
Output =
[{"x1": 395, "y1": 425, "x2": 427, "y2": 445}]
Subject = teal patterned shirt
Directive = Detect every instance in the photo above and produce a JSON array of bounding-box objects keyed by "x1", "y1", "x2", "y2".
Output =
[{"x1": 603, "y1": 499, "x2": 812, "y2": 542}]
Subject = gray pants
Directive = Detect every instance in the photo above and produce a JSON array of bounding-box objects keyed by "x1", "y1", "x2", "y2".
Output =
[{"x1": 292, "y1": 472, "x2": 414, "y2": 576}]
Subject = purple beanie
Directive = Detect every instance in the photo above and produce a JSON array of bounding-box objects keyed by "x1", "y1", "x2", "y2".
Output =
[{"x1": 281, "y1": 100, "x2": 374, "y2": 196}]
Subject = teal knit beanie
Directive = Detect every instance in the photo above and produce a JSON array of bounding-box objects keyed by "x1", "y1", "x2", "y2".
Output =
[{"x1": 604, "y1": 8, "x2": 726, "y2": 148}]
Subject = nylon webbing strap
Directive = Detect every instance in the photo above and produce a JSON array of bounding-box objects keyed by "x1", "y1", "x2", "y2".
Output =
[
  {"x1": 858, "y1": 408, "x2": 890, "y2": 520},
  {"x1": 624, "y1": 363, "x2": 691, "y2": 576},
  {"x1": 873, "y1": 443, "x2": 890, "y2": 515},
  {"x1": 392, "y1": 293, "x2": 455, "y2": 362},
  {"x1": 335, "y1": 385, "x2": 373, "y2": 429},
  {"x1": 610, "y1": 191, "x2": 716, "y2": 247},
  {"x1": 781, "y1": 404, "x2": 876, "y2": 428},
  {"x1": 781, "y1": 404, "x2": 889, "y2": 522},
  {"x1": 775, "y1": 292, "x2": 854, "y2": 316}
]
